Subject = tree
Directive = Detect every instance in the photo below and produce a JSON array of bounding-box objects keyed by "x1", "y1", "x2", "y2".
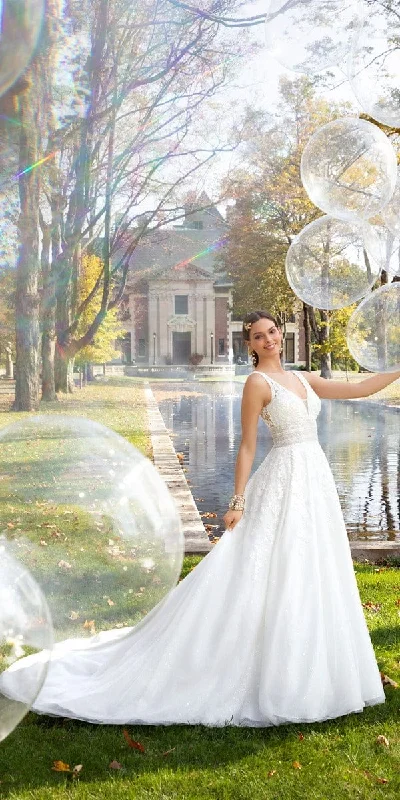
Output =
[
  {"x1": 220, "y1": 76, "x2": 353, "y2": 376},
  {"x1": 0, "y1": 266, "x2": 16, "y2": 371},
  {"x1": 74, "y1": 254, "x2": 125, "y2": 367},
  {"x1": 34, "y1": 0, "x2": 247, "y2": 394},
  {"x1": 13, "y1": 53, "x2": 47, "y2": 409}
]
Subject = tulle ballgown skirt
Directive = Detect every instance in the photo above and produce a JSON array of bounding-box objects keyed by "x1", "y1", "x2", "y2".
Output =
[{"x1": 0, "y1": 439, "x2": 385, "y2": 727}]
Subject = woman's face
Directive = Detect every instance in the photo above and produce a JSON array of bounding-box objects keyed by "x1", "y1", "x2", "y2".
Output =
[{"x1": 249, "y1": 319, "x2": 282, "y2": 359}]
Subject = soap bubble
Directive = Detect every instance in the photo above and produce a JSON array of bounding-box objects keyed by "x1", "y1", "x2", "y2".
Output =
[
  {"x1": 363, "y1": 222, "x2": 400, "y2": 280},
  {"x1": 0, "y1": 416, "x2": 183, "y2": 642},
  {"x1": 285, "y1": 216, "x2": 381, "y2": 310},
  {"x1": 346, "y1": 281, "x2": 400, "y2": 372},
  {"x1": 348, "y1": 1, "x2": 400, "y2": 128},
  {"x1": 300, "y1": 118, "x2": 397, "y2": 222},
  {"x1": 265, "y1": 0, "x2": 359, "y2": 74},
  {"x1": 382, "y1": 168, "x2": 400, "y2": 239},
  {"x1": 0, "y1": 545, "x2": 53, "y2": 742},
  {"x1": 0, "y1": 1, "x2": 45, "y2": 99}
]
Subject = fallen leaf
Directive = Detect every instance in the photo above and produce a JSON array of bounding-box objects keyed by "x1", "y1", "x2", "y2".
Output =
[
  {"x1": 376, "y1": 735, "x2": 390, "y2": 747},
  {"x1": 380, "y1": 672, "x2": 398, "y2": 688},
  {"x1": 363, "y1": 770, "x2": 389, "y2": 784},
  {"x1": 83, "y1": 620, "x2": 96, "y2": 634},
  {"x1": 107, "y1": 598, "x2": 115, "y2": 606},
  {"x1": 109, "y1": 760, "x2": 123, "y2": 770},
  {"x1": 52, "y1": 761, "x2": 71, "y2": 772},
  {"x1": 68, "y1": 611, "x2": 79, "y2": 621},
  {"x1": 267, "y1": 770, "x2": 276, "y2": 778},
  {"x1": 362, "y1": 601, "x2": 381, "y2": 613},
  {"x1": 162, "y1": 747, "x2": 176, "y2": 756},
  {"x1": 298, "y1": 733, "x2": 305, "y2": 741},
  {"x1": 72, "y1": 765, "x2": 83, "y2": 778},
  {"x1": 123, "y1": 728, "x2": 145, "y2": 753},
  {"x1": 292, "y1": 761, "x2": 302, "y2": 769}
]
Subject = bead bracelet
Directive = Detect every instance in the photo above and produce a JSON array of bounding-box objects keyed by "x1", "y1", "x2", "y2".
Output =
[{"x1": 228, "y1": 494, "x2": 245, "y2": 511}]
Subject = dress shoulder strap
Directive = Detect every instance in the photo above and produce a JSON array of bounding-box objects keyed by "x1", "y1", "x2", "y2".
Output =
[
  {"x1": 250, "y1": 371, "x2": 277, "y2": 399},
  {"x1": 293, "y1": 371, "x2": 308, "y2": 390}
]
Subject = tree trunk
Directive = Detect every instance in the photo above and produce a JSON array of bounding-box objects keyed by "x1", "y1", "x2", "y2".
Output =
[
  {"x1": 14, "y1": 68, "x2": 41, "y2": 411},
  {"x1": 55, "y1": 352, "x2": 75, "y2": 393},
  {"x1": 40, "y1": 215, "x2": 57, "y2": 401},
  {"x1": 303, "y1": 303, "x2": 312, "y2": 371},
  {"x1": 319, "y1": 310, "x2": 332, "y2": 378},
  {"x1": 320, "y1": 351, "x2": 332, "y2": 378},
  {"x1": 42, "y1": 332, "x2": 57, "y2": 400}
]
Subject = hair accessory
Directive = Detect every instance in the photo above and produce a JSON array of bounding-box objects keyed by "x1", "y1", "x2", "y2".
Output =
[{"x1": 243, "y1": 322, "x2": 252, "y2": 331}]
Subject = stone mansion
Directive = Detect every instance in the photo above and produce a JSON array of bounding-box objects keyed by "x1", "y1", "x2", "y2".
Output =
[{"x1": 118, "y1": 194, "x2": 306, "y2": 367}]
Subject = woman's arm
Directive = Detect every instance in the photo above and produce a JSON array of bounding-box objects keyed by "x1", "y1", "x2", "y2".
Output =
[
  {"x1": 305, "y1": 369, "x2": 400, "y2": 400},
  {"x1": 223, "y1": 376, "x2": 268, "y2": 531},
  {"x1": 233, "y1": 375, "x2": 270, "y2": 494}
]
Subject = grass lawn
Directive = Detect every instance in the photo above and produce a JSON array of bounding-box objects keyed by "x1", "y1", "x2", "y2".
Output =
[
  {"x1": 0, "y1": 383, "x2": 399, "y2": 798},
  {"x1": 0, "y1": 560, "x2": 398, "y2": 800},
  {"x1": 0, "y1": 384, "x2": 173, "y2": 644},
  {"x1": 0, "y1": 381, "x2": 152, "y2": 456}
]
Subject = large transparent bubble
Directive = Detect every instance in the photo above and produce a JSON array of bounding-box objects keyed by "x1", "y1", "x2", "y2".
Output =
[
  {"x1": 0, "y1": 545, "x2": 53, "y2": 741},
  {"x1": 0, "y1": 1, "x2": 45, "y2": 98},
  {"x1": 382, "y1": 167, "x2": 400, "y2": 240},
  {"x1": 346, "y1": 282, "x2": 400, "y2": 373},
  {"x1": 264, "y1": 0, "x2": 359, "y2": 74},
  {"x1": 285, "y1": 216, "x2": 381, "y2": 310},
  {"x1": 348, "y1": 1, "x2": 400, "y2": 128},
  {"x1": 363, "y1": 222, "x2": 400, "y2": 280},
  {"x1": 0, "y1": 416, "x2": 183, "y2": 643},
  {"x1": 300, "y1": 118, "x2": 397, "y2": 222}
]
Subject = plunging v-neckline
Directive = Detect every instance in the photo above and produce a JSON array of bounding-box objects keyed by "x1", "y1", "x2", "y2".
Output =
[{"x1": 256, "y1": 371, "x2": 309, "y2": 407}]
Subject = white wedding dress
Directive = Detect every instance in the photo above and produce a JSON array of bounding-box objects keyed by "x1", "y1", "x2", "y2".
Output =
[{"x1": 0, "y1": 371, "x2": 386, "y2": 727}]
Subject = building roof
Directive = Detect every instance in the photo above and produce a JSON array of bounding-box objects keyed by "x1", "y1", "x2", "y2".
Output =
[{"x1": 120, "y1": 193, "x2": 231, "y2": 289}]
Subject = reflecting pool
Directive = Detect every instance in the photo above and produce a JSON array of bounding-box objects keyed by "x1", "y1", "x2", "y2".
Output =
[{"x1": 155, "y1": 381, "x2": 400, "y2": 541}]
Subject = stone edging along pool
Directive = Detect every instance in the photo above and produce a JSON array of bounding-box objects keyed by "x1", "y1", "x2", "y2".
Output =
[
  {"x1": 145, "y1": 383, "x2": 400, "y2": 563},
  {"x1": 144, "y1": 383, "x2": 213, "y2": 554}
]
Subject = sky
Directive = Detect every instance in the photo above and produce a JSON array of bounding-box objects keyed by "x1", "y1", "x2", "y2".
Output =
[{"x1": 205, "y1": 0, "x2": 360, "y2": 201}]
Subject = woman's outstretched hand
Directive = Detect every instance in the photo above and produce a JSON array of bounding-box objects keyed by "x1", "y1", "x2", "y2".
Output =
[{"x1": 223, "y1": 509, "x2": 243, "y2": 531}]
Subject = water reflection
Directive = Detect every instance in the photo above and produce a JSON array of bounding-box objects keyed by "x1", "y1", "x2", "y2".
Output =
[{"x1": 156, "y1": 382, "x2": 400, "y2": 541}]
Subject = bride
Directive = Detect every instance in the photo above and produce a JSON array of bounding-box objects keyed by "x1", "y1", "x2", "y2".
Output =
[{"x1": 2, "y1": 309, "x2": 399, "y2": 728}]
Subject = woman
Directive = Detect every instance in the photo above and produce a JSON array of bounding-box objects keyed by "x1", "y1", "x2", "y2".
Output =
[{"x1": 2, "y1": 310, "x2": 399, "y2": 727}]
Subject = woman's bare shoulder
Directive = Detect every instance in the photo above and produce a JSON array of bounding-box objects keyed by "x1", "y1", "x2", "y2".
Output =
[{"x1": 244, "y1": 372, "x2": 272, "y2": 404}]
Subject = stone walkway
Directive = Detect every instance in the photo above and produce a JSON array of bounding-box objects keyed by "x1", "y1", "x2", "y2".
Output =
[{"x1": 144, "y1": 383, "x2": 213, "y2": 555}]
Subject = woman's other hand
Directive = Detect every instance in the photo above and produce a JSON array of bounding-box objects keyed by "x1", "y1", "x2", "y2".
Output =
[{"x1": 223, "y1": 509, "x2": 243, "y2": 531}]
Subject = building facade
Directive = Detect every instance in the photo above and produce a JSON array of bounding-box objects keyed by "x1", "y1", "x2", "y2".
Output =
[{"x1": 119, "y1": 195, "x2": 306, "y2": 367}]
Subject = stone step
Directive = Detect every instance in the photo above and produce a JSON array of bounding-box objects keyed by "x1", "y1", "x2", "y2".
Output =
[{"x1": 349, "y1": 541, "x2": 400, "y2": 563}]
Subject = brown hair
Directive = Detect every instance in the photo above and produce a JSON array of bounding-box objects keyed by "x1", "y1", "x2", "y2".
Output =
[{"x1": 242, "y1": 310, "x2": 280, "y2": 368}]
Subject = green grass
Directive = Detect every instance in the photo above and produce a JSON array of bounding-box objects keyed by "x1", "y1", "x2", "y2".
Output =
[
  {"x1": 0, "y1": 384, "x2": 173, "y2": 644},
  {"x1": 0, "y1": 561, "x2": 398, "y2": 799},
  {"x1": 0, "y1": 385, "x2": 399, "y2": 798},
  {"x1": 0, "y1": 382, "x2": 152, "y2": 456}
]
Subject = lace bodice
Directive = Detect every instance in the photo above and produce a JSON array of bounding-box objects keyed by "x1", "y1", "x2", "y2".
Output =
[{"x1": 253, "y1": 371, "x2": 321, "y2": 448}]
